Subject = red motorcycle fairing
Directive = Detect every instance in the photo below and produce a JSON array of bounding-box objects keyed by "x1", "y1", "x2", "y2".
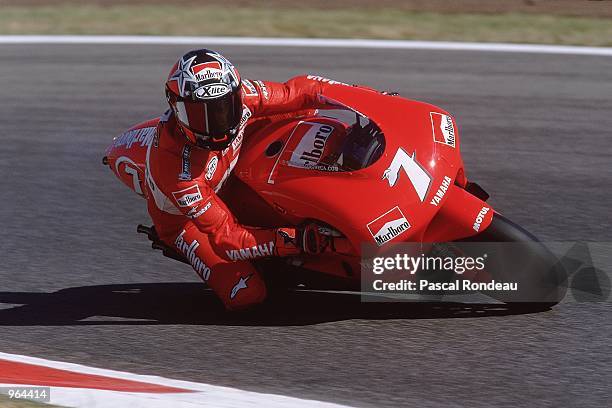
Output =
[
  {"x1": 235, "y1": 85, "x2": 494, "y2": 255},
  {"x1": 105, "y1": 118, "x2": 159, "y2": 200}
]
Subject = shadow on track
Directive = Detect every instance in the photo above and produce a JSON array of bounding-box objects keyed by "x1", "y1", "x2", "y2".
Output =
[{"x1": 0, "y1": 283, "x2": 549, "y2": 326}]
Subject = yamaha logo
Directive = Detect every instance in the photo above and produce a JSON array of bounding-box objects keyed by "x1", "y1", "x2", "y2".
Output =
[{"x1": 194, "y1": 83, "x2": 230, "y2": 100}]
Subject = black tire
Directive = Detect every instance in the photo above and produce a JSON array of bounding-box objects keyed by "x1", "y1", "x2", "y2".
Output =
[{"x1": 460, "y1": 213, "x2": 567, "y2": 309}]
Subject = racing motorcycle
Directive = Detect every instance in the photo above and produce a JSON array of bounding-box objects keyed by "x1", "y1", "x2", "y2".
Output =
[{"x1": 104, "y1": 84, "x2": 566, "y2": 307}]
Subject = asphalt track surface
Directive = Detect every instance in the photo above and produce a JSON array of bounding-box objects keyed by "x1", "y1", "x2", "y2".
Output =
[{"x1": 0, "y1": 44, "x2": 611, "y2": 407}]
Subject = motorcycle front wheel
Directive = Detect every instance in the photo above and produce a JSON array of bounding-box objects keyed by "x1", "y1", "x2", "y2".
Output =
[{"x1": 459, "y1": 213, "x2": 567, "y2": 309}]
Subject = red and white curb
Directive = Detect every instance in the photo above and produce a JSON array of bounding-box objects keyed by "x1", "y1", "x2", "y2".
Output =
[{"x1": 0, "y1": 352, "x2": 352, "y2": 408}]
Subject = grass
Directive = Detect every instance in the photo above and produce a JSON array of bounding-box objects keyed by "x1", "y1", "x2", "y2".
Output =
[{"x1": 0, "y1": 4, "x2": 611, "y2": 46}]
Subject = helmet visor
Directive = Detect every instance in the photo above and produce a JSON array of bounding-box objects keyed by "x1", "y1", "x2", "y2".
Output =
[{"x1": 172, "y1": 90, "x2": 242, "y2": 138}]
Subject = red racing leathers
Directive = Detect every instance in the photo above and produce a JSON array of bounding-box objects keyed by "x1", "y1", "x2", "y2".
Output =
[{"x1": 145, "y1": 75, "x2": 347, "y2": 310}]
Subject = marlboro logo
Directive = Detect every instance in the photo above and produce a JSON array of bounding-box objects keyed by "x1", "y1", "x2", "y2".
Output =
[
  {"x1": 430, "y1": 112, "x2": 456, "y2": 148},
  {"x1": 174, "y1": 230, "x2": 211, "y2": 281},
  {"x1": 289, "y1": 122, "x2": 334, "y2": 168},
  {"x1": 172, "y1": 184, "x2": 203, "y2": 208},
  {"x1": 367, "y1": 206, "x2": 411, "y2": 246},
  {"x1": 191, "y1": 61, "x2": 223, "y2": 81}
]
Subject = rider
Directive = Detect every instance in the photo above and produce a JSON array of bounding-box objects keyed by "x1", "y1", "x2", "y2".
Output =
[{"x1": 145, "y1": 49, "x2": 357, "y2": 311}]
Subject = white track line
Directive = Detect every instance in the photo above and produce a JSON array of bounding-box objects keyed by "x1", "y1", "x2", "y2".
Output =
[
  {"x1": 0, "y1": 35, "x2": 611, "y2": 56},
  {"x1": 0, "y1": 352, "x2": 353, "y2": 408}
]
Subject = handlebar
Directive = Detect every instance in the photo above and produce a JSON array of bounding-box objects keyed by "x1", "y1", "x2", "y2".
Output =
[{"x1": 137, "y1": 224, "x2": 189, "y2": 265}]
